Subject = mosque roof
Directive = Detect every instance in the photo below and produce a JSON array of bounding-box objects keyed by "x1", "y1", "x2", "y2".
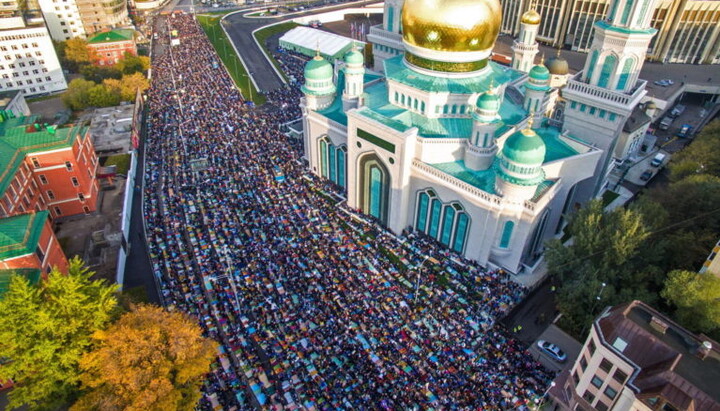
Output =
[
  {"x1": 344, "y1": 49, "x2": 364, "y2": 65},
  {"x1": 383, "y1": 56, "x2": 523, "y2": 94},
  {"x1": 304, "y1": 55, "x2": 333, "y2": 81}
]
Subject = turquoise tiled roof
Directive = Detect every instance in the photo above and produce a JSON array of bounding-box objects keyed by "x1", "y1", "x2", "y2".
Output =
[
  {"x1": 0, "y1": 210, "x2": 48, "y2": 260},
  {"x1": 384, "y1": 56, "x2": 524, "y2": 94},
  {"x1": 430, "y1": 160, "x2": 497, "y2": 194},
  {"x1": 534, "y1": 126, "x2": 579, "y2": 162}
]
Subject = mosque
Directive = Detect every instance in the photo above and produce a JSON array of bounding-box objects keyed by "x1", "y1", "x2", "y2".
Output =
[{"x1": 299, "y1": 0, "x2": 658, "y2": 273}]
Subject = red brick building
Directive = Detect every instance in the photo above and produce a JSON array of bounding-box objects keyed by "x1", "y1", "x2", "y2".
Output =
[
  {"x1": 87, "y1": 29, "x2": 137, "y2": 66},
  {"x1": 0, "y1": 116, "x2": 99, "y2": 219},
  {"x1": 0, "y1": 210, "x2": 67, "y2": 275}
]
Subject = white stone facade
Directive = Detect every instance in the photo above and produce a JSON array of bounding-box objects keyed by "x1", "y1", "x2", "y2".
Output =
[{"x1": 37, "y1": 0, "x2": 87, "y2": 41}]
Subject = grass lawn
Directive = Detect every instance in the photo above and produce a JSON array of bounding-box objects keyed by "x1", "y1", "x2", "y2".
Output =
[
  {"x1": 27, "y1": 93, "x2": 64, "y2": 103},
  {"x1": 253, "y1": 22, "x2": 299, "y2": 82},
  {"x1": 197, "y1": 13, "x2": 266, "y2": 105},
  {"x1": 601, "y1": 190, "x2": 620, "y2": 207},
  {"x1": 104, "y1": 153, "x2": 132, "y2": 175}
]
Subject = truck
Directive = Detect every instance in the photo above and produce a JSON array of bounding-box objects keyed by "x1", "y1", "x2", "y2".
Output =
[{"x1": 658, "y1": 116, "x2": 673, "y2": 131}]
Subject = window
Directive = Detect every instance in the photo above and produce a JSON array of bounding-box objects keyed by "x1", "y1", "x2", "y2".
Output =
[
  {"x1": 35, "y1": 245, "x2": 45, "y2": 262},
  {"x1": 612, "y1": 369, "x2": 627, "y2": 384},
  {"x1": 604, "y1": 386, "x2": 617, "y2": 399},
  {"x1": 582, "y1": 391, "x2": 595, "y2": 404},
  {"x1": 588, "y1": 340, "x2": 596, "y2": 355},
  {"x1": 591, "y1": 375, "x2": 603, "y2": 388},
  {"x1": 46, "y1": 190, "x2": 54, "y2": 200},
  {"x1": 45, "y1": 76, "x2": 51, "y2": 81},
  {"x1": 83, "y1": 206, "x2": 90, "y2": 214},
  {"x1": 595, "y1": 401, "x2": 609, "y2": 411},
  {"x1": 39, "y1": 174, "x2": 48, "y2": 184},
  {"x1": 32, "y1": 158, "x2": 40, "y2": 168},
  {"x1": 65, "y1": 161, "x2": 73, "y2": 171},
  {"x1": 71, "y1": 177, "x2": 79, "y2": 186},
  {"x1": 572, "y1": 371, "x2": 580, "y2": 385},
  {"x1": 78, "y1": 193, "x2": 85, "y2": 202},
  {"x1": 580, "y1": 356, "x2": 588, "y2": 371},
  {"x1": 500, "y1": 221, "x2": 514, "y2": 248},
  {"x1": 54, "y1": 206, "x2": 62, "y2": 216},
  {"x1": 599, "y1": 359, "x2": 613, "y2": 373}
]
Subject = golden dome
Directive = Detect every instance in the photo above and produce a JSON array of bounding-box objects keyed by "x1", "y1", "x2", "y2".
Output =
[
  {"x1": 401, "y1": 0, "x2": 502, "y2": 53},
  {"x1": 521, "y1": 9, "x2": 541, "y2": 25}
]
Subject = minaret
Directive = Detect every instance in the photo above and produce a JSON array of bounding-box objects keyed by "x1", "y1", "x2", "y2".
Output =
[
  {"x1": 511, "y1": 5, "x2": 540, "y2": 73},
  {"x1": 465, "y1": 85, "x2": 501, "y2": 171},
  {"x1": 384, "y1": 0, "x2": 403, "y2": 33},
  {"x1": 524, "y1": 57, "x2": 550, "y2": 128},
  {"x1": 342, "y1": 46, "x2": 365, "y2": 111},
  {"x1": 301, "y1": 49, "x2": 336, "y2": 111},
  {"x1": 495, "y1": 116, "x2": 546, "y2": 202},
  {"x1": 562, "y1": 0, "x2": 659, "y2": 198}
]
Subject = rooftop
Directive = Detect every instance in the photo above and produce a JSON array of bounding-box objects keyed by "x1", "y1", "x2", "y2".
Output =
[
  {"x1": 596, "y1": 301, "x2": 720, "y2": 408},
  {"x1": 89, "y1": 104, "x2": 135, "y2": 154},
  {"x1": 0, "y1": 90, "x2": 21, "y2": 110},
  {"x1": 0, "y1": 210, "x2": 48, "y2": 260},
  {"x1": 87, "y1": 29, "x2": 135, "y2": 44},
  {"x1": 280, "y1": 26, "x2": 365, "y2": 60},
  {"x1": 0, "y1": 116, "x2": 87, "y2": 197}
]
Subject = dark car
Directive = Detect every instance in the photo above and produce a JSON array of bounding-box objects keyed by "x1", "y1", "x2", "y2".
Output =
[
  {"x1": 640, "y1": 170, "x2": 653, "y2": 181},
  {"x1": 537, "y1": 340, "x2": 567, "y2": 362}
]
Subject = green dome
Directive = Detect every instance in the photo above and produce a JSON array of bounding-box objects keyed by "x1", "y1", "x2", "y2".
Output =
[
  {"x1": 544, "y1": 55, "x2": 568, "y2": 75},
  {"x1": 502, "y1": 127, "x2": 546, "y2": 165},
  {"x1": 304, "y1": 56, "x2": 333, "y2": 80},
  {"x1": 344, "y1": 49, "x2": 364, "y2": 65},
  {"x1": 529, "y1": 64, "x2": 550, "y2": 81},
  {"x1": 476, "y1": 90, "x2": 500, "y2": 111}
]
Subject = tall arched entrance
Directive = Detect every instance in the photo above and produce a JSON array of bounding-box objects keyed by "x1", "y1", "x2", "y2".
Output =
[{"x1": 357, "y1": 153, "x2": 390, "y2": 225}]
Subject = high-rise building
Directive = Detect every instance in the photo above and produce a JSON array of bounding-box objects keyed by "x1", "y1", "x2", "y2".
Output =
[
  {"x1": 74, "y1": 0, "x2": 129, "y2": 36},
  {"x1": 36, "y1": 0, "x2": 86, "y2": 41},
  {"x1": 548, "y1": 300, "x2": 720, "y2": 410},
  {"x1": 0, "y1": 11, "x2": 67, "y2": 96},
  {"x1": 499, "y1": 0, "x2": 720, "y2": 64}
]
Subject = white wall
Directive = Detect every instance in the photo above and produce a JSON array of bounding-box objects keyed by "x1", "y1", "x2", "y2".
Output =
[{"x1": 0, "y1": 26, "x2": 67, "y2": 96}]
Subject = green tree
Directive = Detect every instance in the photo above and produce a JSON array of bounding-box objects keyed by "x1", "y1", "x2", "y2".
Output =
[
  {"x1": 80, "y1": 64, "x2": 122, "y2": 83},
  {"x1": 669, "y1": 120, "x2": 720, "y2": 181},
  {"x1": 546, "y1": 199, "x2": 661, "y2": 335},
  {"x1": 661, "y1": 270, "x2": 720, "y2": 338},
  {"x1": 64, "y1": 38, "x2": 96, "y2": 67},
  {"x1": 87, "y1": 84, "x2": 121, "y2": 107},
  {"x1": 0, "y1": 258, "x2": 118, "y2": 410},
  {"x1": 116, "y1": 52, "x2": 150, "y2": 75},
  {"x1": 62, "y1": 78, "x2": 96, "y2": 110},
  {"x1": 72, "y1": 305, "x2": 217, "y2": 411}
]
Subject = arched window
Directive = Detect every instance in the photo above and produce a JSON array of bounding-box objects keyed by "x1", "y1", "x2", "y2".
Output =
[
  {"x1": 420, "y1": 101, "x2": 426, "y2": 113},
  {"x1": 318, "y1": 138, "x2": 347, "y2": 191},
  {"x1": 328, "y1": 144, "x2": 337, "y2": 183},
  {"x1": 443, "y1": 105, "x2": 449, "y2": 114},
  {"x1": 394, "y1": 91, "x2": 399, "y2": 104},
  {"x1": 319, "y1": 138, "x2": 329, "y2": 178},
  {"x1": 636, "y1": 0, "x2": 650, "y2": 26},
  {"x1": 616, "y1": 58, "x2": 634, "y2": 91},
  {"x1": 337, "y1": 146, "x2": 347, "y2": 189},
  {"x1": 460, "y1": 105, "x2": 466, "y2": 114},
  {"x1": 414, "y1": 190, "x2": 470, "y2": 253},
  {"x1": 500, "y1": 221, "x2": 514, "y2": 248},
  {"x1": 387, "y1": 6, "x2": 394, "y2": 32},
  {"x1": 451, "y1": 104, "x2": 458, "y2": 114},
  {"x1": 452, "y1": 212, "x2": 469, "y2": 253},
  {"x1": 597, "y1": 54, "x2": 617, "y2": 88},
  {"x1": 358, "y1": 154, "x2": 390, "y2": 225},
  {"x1": 439, "y1": 205, "x2": 456, "y2": 246},
  {"x1": 585, "y1": 50, "x2": 599, "y2": 82},
  {"x1": 427, "y1": 198, "x2": 442, "y2": 238}
]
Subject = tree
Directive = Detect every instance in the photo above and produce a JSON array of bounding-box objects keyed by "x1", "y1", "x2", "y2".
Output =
[
  {"x1": 661, "y1": 270, "x2": 720, "y2": 338},
  {"x1": 0, "y1": 258, "x2": 118, "y2": 410},
  {"x1": 119, "y1": 72, "x2": 150, "y2": 101},
  {"x1": 63, "y1": 78, "x2": 96, "y2": 110},
  {"x1": 546, "y1": 199, "x2": 661, "y2": 336},
  {"x1": 669, "y1": 120, "x2": 720, "y2": 181},
  {"x1": 72, "y1": 305, "x2": 217, "y2": 411},
  {"x1": 80, "y1": 64, "x2": 122, "y2": 83},
  {"x1": 64, "y1": 38, "x2": 96, "y2": 67},
  {"x1": 116, "y1": 52, "x2": 150, "y2": 75},
  {"x1": 87, "y1": 84, "x2": 121, "y2": 107}
]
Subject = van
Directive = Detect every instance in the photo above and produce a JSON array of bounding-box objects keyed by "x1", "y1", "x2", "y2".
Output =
[
  {"x1": 659, "y1": 116, "x2": 673, "y2": 131},
  {"x1": 650, "y1": 153, "x2": 666, "y2": 167}
]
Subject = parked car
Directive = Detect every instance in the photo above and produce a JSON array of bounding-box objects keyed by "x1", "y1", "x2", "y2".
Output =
[
  {"x1": 670, "y1": 104, "x2": 686, "y2": 118},
  {"x1": 537, "y1": 340, "x2": 567, "y2": 362},
  {"x1": 651, "y1": 153, "x2": 667, "y2": 167},
  {"x1": 653, "y1": 79, "x2": 674, "y2": 87},
  {"x1": 658, "y1": 116, "x2": 673, "y2": 131},
  {"x1": 640, "y1": 170, "x2": 653, "y2": 181},
  {"x1": 676, "y1": 124, "x2": 693, "y2": 138}
]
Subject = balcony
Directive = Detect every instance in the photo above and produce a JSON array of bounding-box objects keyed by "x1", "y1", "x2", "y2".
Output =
[{"x1": 565, "y1": 72, "x2": 646, "y2": 106}]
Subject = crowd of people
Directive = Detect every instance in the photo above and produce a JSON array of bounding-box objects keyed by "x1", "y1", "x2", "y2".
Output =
[{"x1": 143, "y1": 12, "x2": 554, "y2": 410}]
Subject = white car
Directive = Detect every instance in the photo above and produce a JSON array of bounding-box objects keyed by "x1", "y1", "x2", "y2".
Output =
[{"x1": 537, "y1": 340, "x2": 567, "y2": 362}]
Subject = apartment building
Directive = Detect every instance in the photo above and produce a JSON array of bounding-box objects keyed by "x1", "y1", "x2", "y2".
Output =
[
  {"x1": 36, "y1": 0, "x2": 86, "y2": 40},
  {"x1": 549, "y1": 300, "x2": 720, "y2": 410},
  {"x1": 0, "y1": 12, "x2": 67, "y2": 96},
  {"x1": 74, "y1": 0, "x2": 129, "y2": 36}
]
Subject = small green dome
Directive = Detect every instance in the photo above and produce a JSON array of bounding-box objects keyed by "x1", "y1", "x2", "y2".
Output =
[
  {"x1": 304, "y1": 55, "x2": 333, "y2": 80},
  {"x1": 476, "y1": 90, "x2": 500, "y2": 111},
  {"x1": 529, "y1": 64, "x2": 550, "y2": 81},
  {"x1": 344, "y1": 49, "x2": 364, "y2": 65},
  {"x1": 502, "y1": 127, "x2": 546, "y2": 165}
]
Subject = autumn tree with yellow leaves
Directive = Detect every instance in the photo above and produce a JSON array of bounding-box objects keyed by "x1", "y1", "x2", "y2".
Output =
[{"x1": 72, "y1": 305, "x2": 217, "y2": 411}]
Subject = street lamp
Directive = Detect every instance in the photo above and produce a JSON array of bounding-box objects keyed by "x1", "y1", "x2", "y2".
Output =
[
  {"x1": 413, "y1": 255, "x2": 433, "y2": 306},
  {"x1": 533, "y1": 381, "x2": 556, "y2": 410}
]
